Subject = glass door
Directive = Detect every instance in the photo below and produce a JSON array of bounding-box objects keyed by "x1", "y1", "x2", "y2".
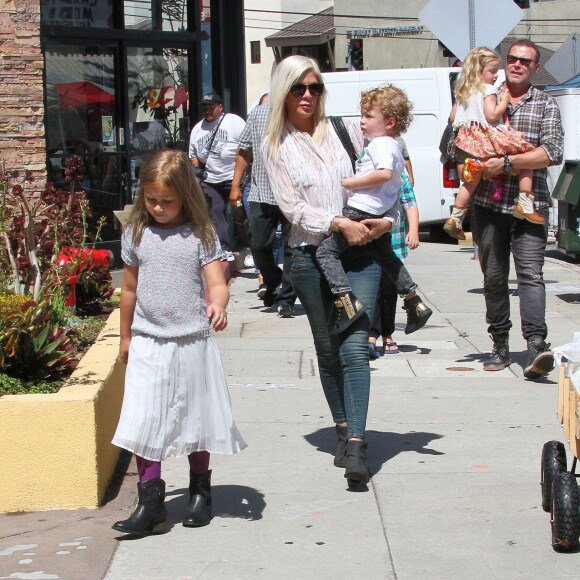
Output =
[{"x1": 126, "y1": 46, "x2": 190, "y2": 200}]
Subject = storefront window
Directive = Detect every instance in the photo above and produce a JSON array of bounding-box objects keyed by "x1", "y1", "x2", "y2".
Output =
[
  {"x1": 40, "y1": 0, "x2": 114, "y2": 28},
  {"x1": 127, "y1": 47, "x2": 189, "y2": 196},
  {"x1": 44, "y1": 43, "x2": 119, "y2": 240},
  {"x1": 124, "y1": 1, "x2": 188, "y2": 31},
  {"x1": 200, "y1": 0, "x2": 212, "y2": 92}
]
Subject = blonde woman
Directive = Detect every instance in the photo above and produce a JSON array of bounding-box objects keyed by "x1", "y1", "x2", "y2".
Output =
[{"x1": 262, "y1": 55, "x2": 392, "y2": 486}]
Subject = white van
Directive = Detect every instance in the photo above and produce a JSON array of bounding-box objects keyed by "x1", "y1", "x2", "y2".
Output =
[{"x1": 322, "y1": 68, "x2": 461, "y2": 227}]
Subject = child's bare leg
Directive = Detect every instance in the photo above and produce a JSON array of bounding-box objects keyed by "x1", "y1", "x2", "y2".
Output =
[
  {"x1": 518, "y1": 169, "x2": 533, "y2": 193},
  {"x1": 444, "y1": 175, "x2": 480, "y2": 240}
]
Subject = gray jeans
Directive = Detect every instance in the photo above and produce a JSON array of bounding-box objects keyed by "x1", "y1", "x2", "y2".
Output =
[
  {"x1": 316, "y1": 206, "x2": 417, "y2": 297},
  {"x1": 472, "y1": 204, "x2": 549, "y2": 340}
]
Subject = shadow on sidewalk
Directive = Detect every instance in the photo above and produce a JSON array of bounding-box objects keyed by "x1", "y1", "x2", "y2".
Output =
[{"x1": 304, "y1": 427, "x2": 444, "y2": 476}]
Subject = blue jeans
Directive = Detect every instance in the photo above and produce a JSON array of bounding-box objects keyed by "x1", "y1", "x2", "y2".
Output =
[
  {"x1": 473, "y1": 205, "x2": 549, "y2": 340},
  {"x1": 290, "y1": 245, "x2": 381, "y2": 439}
]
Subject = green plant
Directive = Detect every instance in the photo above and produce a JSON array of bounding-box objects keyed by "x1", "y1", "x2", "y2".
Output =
[
  {"x1": 0, "y1": 373, "x2": 62, "y2": 395},
  {"x1": 75, "y1": 269, "x2": 115, "y2": 315},
  {"x1": 0, "y1": 296, "x2": 76, "y2": 378},
  {"x1": 67, "y1": 316, "x2": 106, "y2": 351}
]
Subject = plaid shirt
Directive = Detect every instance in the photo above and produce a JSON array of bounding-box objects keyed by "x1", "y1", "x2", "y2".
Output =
[
  {"x1": 238, "y1": 104, "x2": 275, "y2": 204},
  {"x1": 474, "y1": 85, "x2": 563, "y2": 214},
  {"x1": 391, "y1": 172, "x2": 416, "y2": 261}
]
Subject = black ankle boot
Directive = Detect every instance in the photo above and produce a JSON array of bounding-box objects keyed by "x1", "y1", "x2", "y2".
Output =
[
  {"x1": 112, "y1": 478, "x2": 167, "y2": 535},
  {"x1": 483, "y1": 335, "x2": 511, "y2": 371},
  {"x1": 344, "y1": 439, "x2": 370, "y2": 485},
  {"x1": 523, "y1": 336, "x2": 554, "y2": 379},
  {"x1": 334, "y1": 425, "x2": 348, "y2": 468},
  {"x1": 183, "y1": 470, "x2": 212, "y2": 527},
  {"x1": 330, "y1": 292, "x2": 367, "y2": 337},
  {"x1": 403, "y1": 295, "x2": 433, "y2": 335}
]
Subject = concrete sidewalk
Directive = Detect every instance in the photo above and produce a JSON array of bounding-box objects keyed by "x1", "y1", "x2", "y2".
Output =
[{"x1": 2, "y1": 239, "x2": 580, "y2": 579}]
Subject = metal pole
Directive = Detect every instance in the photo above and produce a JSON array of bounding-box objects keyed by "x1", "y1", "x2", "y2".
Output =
[{"x1": 468, "y1": 0, "x2": 475, "y2": 50}]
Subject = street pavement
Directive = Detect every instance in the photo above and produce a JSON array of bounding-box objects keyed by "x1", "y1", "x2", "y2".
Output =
[{"x1": 2, "y1": 237, "x2": 580, "y2": 579}]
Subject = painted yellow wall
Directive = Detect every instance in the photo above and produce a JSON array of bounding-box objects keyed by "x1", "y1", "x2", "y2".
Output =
[{"x1": 0, "y1": 310, "x2": 125, "y2": 512}]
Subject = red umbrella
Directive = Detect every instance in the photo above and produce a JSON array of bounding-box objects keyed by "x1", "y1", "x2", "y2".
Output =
[{"x1": 54, "y1": 81, "x2": 115, "y2": 108}]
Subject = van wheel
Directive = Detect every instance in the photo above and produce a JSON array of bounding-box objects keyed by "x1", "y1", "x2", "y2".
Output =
[
  {"x1": 551, "y1": 472, "x2": 580, "y2": 552},
  {"x1": 541, "y1": 440, "x2": 567, "y2": 512},
  {"x1": 428, "y1": 224, "x2": 449, "y2": 242}
]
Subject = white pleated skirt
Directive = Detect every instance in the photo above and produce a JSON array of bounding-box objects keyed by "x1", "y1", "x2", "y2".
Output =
[{"x1": 112, "y1": 334, "x2": 247, "y2": 461}]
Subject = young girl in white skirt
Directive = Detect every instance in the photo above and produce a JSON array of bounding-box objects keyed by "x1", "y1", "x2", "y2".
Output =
[{"x1": 112, "y1": 149, "x2": 246, "y2": 536}]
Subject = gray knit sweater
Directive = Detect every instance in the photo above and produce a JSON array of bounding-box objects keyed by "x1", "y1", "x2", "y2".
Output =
[{"x1": 121, "y1": 224, "x2": 221, "y2": 338}]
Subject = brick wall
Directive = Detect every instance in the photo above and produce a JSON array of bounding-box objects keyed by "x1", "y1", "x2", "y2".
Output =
[{"x1": 0, "y1": 0, "x2": 46, "y2": 190}]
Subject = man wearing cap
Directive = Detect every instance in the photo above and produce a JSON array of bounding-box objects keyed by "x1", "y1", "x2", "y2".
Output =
[{"x1": 189, "y1": 92, "x2": 246, "y2": 260}]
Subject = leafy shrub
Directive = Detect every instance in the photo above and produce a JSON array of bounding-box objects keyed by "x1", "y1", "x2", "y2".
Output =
[
  {"x1": 67, "y1": 316, "x2": 106, "y2": 351},
  {"x1": 0, "y1": 373, "x2": 62, "y2": 395},
  {"x1": 0, "y1": 296, "x2": 76, "y2": 379}
]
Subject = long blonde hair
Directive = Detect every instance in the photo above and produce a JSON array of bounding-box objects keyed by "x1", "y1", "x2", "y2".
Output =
[
  {"x1": 127, "y1": 149, "x2": 216, "y2": 252},
  {"x1": 262, "y1": 55, "x2": 328, "y2": 162},
  {"x1": 455, "y1": 46, "x2": 500, "y2": 106}
]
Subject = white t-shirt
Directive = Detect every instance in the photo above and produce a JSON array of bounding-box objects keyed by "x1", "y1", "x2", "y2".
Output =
[
  {"x1": 189, "y1": 113, "x2": 246, "y2": 183},
  {"x1": 347, "y1": 135, "x2": 404, "y2": 216}
]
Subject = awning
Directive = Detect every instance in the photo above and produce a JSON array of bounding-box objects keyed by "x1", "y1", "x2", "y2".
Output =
[{"x1": 265, "y1": 7, "x2": 335, "y2": 48}]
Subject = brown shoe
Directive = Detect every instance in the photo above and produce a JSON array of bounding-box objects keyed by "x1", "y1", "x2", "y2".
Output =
[
  {"x1": 513, "y1": 191, "x2": 545, "y2": 224},
  {"x1": 443, "y1": 218, "x2": 466, "y2": 240}
]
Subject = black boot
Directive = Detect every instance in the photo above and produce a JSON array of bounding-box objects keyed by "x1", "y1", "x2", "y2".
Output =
[
  {"x1": 403, "y1": 295, "x2": 433, "y2": 334},
  {"x1": 112, "y1": 478, "x2": 167, "y2": 535},
  {"x1": 329, "y1": 292, "x2": 367, "y2": 337},
  {"x1": 334, "y1": 425, "x2": 348, "y2": 468},
  {"x1": 523, "y1": 336, "x2": 555, "y2": 379},
  {"x1": 483, "y1": 335, "x2": 511, "y2": 371},
  {"x1": 344, "y1": 439, "x2": 370, "y2": 485},
  {"x1": 182, "y1": 470, "x2": 212, "y2": 527}
]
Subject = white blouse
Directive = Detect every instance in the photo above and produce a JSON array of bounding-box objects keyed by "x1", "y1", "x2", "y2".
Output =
[{"x1": 263, "y1": 118, "x2": 364, "y2": 247}]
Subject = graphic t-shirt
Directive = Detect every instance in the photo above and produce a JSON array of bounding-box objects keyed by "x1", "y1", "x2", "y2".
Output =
[{"x1": 189, "y1": 113, "x2": 246, "y2": 183}]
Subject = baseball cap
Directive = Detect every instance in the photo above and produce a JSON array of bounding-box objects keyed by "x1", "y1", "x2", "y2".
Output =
[{"x1": 200, "y1": 92, "x2": 222, "y2": 105}]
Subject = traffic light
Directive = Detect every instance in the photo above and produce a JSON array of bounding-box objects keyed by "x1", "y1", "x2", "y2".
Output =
[{"x1": 349, "y1": 39, "x2": 364, "y2": 71}]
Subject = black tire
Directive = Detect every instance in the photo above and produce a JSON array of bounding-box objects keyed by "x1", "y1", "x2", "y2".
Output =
[
  {"x1": 541, "y1": 440, "x2": 567, "y2": 512},
  {"x1": 551, "y1": 472, "x2": 580, "y2": 552}
]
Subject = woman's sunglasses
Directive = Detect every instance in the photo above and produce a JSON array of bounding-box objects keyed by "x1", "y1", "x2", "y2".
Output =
[
  {"x1": 506, "y1": 55, "x2": 536, "y2": 67},
  {"x1": 289, "y1": 82, "x2": 325, "y2": 98}
]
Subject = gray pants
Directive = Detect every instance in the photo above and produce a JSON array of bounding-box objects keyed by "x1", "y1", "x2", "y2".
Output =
[
  {"x1": 316, "y1": 206, "x2": 417, "y2": 297},
  {"x1": 472, "y1": 204, "x2": 549, "y2": 340}
]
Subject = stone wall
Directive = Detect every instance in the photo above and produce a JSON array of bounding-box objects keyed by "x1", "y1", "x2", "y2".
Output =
[{"x1": 0, "y1": 0, "x2": 46, "y2": 190}]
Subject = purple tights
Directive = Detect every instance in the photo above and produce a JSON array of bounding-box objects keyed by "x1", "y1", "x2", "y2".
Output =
[{"x1": 136, "y1": 451, "x2": 210, "y2": 483}]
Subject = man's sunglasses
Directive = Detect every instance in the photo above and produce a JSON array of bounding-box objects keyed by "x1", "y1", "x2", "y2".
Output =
[
  {"x1": 506, "y1": 55, "x2": 537, "y2": 67},
  {"x1": 289, "y1": 82, "x2": 325, "y2": 98}
]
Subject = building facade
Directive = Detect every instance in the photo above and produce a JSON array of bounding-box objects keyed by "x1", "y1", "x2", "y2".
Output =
[{"x1": 1, "y1": 0, "x2": 245, "y2": 259}]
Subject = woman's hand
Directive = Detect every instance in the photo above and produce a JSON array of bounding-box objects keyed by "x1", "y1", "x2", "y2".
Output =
[
  {"x1": 119, "y1": 337, "x2": 131, "y2": 365},
  {"x1": 339, "y1": 218, "x2": 372, "y2": 245},
  {"x1": 208, "y1": 303, "x2": 228, "y2": 332},
  {"x1": 360, "y1": 218, "x2": 393, "y2": 240}
]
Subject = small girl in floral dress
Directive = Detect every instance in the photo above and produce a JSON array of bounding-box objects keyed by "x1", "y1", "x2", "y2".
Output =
[{"x1": 444, "y1": 46, "x2": 542, "y2": 240}]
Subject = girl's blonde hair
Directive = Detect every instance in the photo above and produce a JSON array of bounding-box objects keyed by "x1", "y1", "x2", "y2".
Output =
[
  {"x1": 262, "y1": 55, "x2": 328, "y2": 162},
  {"x1": 455, "y1": 46, "x2": 500, "y2": 106},
  {"x1": 360, "y1": 84, "x2": 413, "y2": 135},
  {"x1": 127, "y1": 149, "x2": 216, "y2": 252}
]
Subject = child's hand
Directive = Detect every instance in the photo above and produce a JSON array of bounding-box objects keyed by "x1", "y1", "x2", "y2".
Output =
[
  {"x1": 341, "y1": 177, "x2": 356, "y2": 190},
  {"x1": 406, "y1": 232, "x2": 419, "y2": 250},
  {"x1": 208, "y1": 303, "x2": 228, "y2": 332},
  {"x1": 119, "y1": 338, "x2": 131, "y2": 365}
]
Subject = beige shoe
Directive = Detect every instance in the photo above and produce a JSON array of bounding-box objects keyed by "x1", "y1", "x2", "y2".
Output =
[
  {"x1": 513, "y1": 191, "x2": 545, "y2": 224},
  {"x1": 443, "y1": 206, "x2": 468, "y2": 240}
]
